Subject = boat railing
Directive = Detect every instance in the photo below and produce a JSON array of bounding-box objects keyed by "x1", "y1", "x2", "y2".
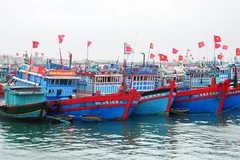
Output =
[
  {"x1": 94, "y1": 83, "x2": 120, "y2": 94},
  {"x1": 191, "y1": 77, "x2": 211, "y2": 87}
]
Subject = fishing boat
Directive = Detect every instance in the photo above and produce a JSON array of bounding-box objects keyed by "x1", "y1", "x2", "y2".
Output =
[
  {"x1": 0, "y1": 85, "x2": 48, "y2": 120},
  {"x1": 12, "y1": 61, "x2": 79, "y2": 101},
  {"x1": 47, "y1": 89, "x2": 140, "y2": 121},
  {"x1": 125, "y1": 65, "x2": 177, "y2": 115},
  {"x1": 134, "y1": 83, "x2": 176, "y2": 115},
  {"x1": 77, "y1": 62, "x2": 123, "y2": 96},
  {"x1": 171, "y1": 78, "x2": 230, "y2": 114},
  {"x1": 222, "y1": 66, "x2": 240, "y2": 111}
]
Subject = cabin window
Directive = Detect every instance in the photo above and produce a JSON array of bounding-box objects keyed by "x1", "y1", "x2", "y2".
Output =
[
  {"x1": 55, "y1": 79, "x2": 60, "y2": 85},
  {"x1": 50, "y1": 79, "x2": 54, "y2": 85},
  {"x1": 60, "y1": 79, "x2": 68, "y2": 85},
  {"x1": 68, "y1": 80, "x2": 72, "y2": 85},
  {"x1": 144, "y1": 76, "x2": 148, "y2": 81},
  {"x1": 107, "y1": 76, "x2": 111, "y2": 82}
]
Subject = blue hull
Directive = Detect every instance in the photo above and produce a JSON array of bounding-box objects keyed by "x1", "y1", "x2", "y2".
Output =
[
  {"x1": 172, "y1": 96, "x2": 221, "y2": 113},
  {"x1": 223, "y1": 93, "x2": 240, "y2": 111},
  {"x1": 49, "y1": 100, "x2": 137, "y2": 120},
  {"x1": 133, "y1": 95, "x2": 174, "y2": 115}
]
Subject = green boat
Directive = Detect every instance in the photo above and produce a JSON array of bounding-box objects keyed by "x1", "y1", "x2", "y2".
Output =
[{"x1": 0, "y1": 85, "x2": 48, "y2": 120}]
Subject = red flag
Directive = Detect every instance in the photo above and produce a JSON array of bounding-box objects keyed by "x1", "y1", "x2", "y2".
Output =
[
  {"x1": 214, "y1": 35, "x2": 221, "y2": 43},
  {"x1": 32, "y1": 41, "x2": 39, "y2": 48},
  {"x1": 158, "y1": 53, "x2": 167, "y2": 61},
  {"x1": 41, "y1": 53, "x2": 44, "y2": 56},
  {"x1": 124, "y1": 43, "x2": 133, "y2": 54},
  {"x1": 149, "y1": 42, "x2": 154, "y2": 49},
  {"x1": 217, "y1": 54, "x2": 223, "y2": 60},
  {"x1": 37, "y1": 66, "x2": 46, "y2": 76},
  {"x1": 187, "y1": 49, "x2": 190, "y2": 52},
  {"x1": 215, "y1": 43, "x2": 221, "y2": 49},
  {"x1": 87, "y1": 41, "x2": 92, "y2": 47},
  {"x1": 58, "y1": 34, "x2": 65, "y2": 44},
  {"x1": 222, "y1": 45, "x2": 228, "y2": 50},
  {"x1": 178, "y1": 55, "x2": 183, "y2": 61},
  {"x1": 203, "y1": 56, "x2": 206, "y2": 60},
  {"x1": 236, "y1": 48, "x2": 240, "y2": 56},
  {"x1": 150, "y1": 53, "x2": 155, "y2": 59},
  {"x1": 172, "y1": 48, "x2": 179, "y2": 54},
  {"x1": 16, "y1": 53, "x2": 19, "y2": 56},
  {"x1": 198, "y1": 41, "x2": 205, "y2": 48},
  {"x1": 35, "y1": 52, "x2": 38, "y2": 56}
]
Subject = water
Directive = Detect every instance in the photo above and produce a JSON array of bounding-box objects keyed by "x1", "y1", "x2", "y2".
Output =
[{"x1": 1, "y1": 109, "x2": 240, "y2": 160}]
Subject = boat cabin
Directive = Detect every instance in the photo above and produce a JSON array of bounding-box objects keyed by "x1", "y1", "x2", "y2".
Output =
[
  {"x1": 77, "y1": 72, "x2": 123, "y2": 96},
  {"x1": 13, "y1": 63, "x2": 79, "y2": 100},
  {"x1": 4, "y1": 86, "x2": 45, "y2": 106},
  {"x1": 126, "y1": 66, "x2": 158, "y2": 92}
]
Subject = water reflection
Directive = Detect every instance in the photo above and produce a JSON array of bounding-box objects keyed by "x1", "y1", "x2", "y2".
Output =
[{"x1": 0, "y1": 109, "x2": 240, "y2": 159}]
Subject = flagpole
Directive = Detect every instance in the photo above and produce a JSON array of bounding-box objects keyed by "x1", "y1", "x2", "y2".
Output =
[
  {"x1": 198, "y1": 48, "x2": 200, "y2": 62},
  {"x1": 30, "y1": 40, "x2": 33, "y2": 65},
  {"x1": 59, "y1": 44, "x2": 63, "y2": 69},
  {"x1": 214, "y1": 47, "x2": 216, "y2": 81},
  {"x1": 87, "y1": 45, "x2": 89, "y2": 61},
  {"x1": 146, "y1": 49, "x2": 150, "y2": 66}
]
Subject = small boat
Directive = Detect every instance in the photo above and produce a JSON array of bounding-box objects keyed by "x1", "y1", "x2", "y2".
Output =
[
  {"x1": 223, "y1": 66, "x2": 240, "y2": 111},
  {"x1": 47, "y1": 115, "x2": 75, "y2": 124},
  {"x1": 0, "y1": 85, "x2": 48, "y2": 120},
  {"x1": 170, "y1": 108, "x2": 189, "y2": 114},
  {"x1": 80, "y1": 115, "x2": 103, "y2": 122}
]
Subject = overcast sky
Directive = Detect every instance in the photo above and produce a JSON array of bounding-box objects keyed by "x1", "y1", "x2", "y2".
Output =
[{"x1": 0, "y1": 0, "x2": 239, "y2": 62}]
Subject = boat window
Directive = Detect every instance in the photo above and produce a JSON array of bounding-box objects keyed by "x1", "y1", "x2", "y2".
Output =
[
  {"x1": 50, "y1": 79, "x2": 54, "y2": 85},
  {"x1": 68, "y1": 80, "x2": 72, "y2": 85},
  {"x1": 107, "y1": 76, "x2": 111, "y2": 82},
  {"x1": 55, "y1": 79, "x2": 59, "y2": 85},
  {"x1": 144, "y1": 76, "x2": 148, "y2": 81},
  {"x1": 60, "y1": 79, "x2": 68, "y2": 85},
  {"x1": 137, "y1": 76, "x2": 140, "y2": 81}
]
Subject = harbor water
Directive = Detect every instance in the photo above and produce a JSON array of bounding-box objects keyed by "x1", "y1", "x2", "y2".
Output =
[{"x1": 1, "y1": 109, "x2": 240, "y2": 160}]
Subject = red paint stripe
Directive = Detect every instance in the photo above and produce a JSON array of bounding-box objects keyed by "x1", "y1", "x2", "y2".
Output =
[
  {"x1": 226, "y1": 92, "x2": 240, "y2": 97},
  {"x1": 139, "y1": 95, "x2": 169, "y2": 103},
  {"x1": 218, "y1": 83, "x2": 229, "y2": 113},
  {"x1": 166, "y1": 80, "x2": 175, "y2": 112},
  {"x1": 122, "y1": 90, "x2": 139, "y2": 120},
  {"x1": 7, "y1": 102, "x2": 44, "y2": 110},
  {"x1": 54, "y1": 104, "x2": 136, "y2": 112},
  {"x1": 174, "y1": 94, "x2": 221, "y2": 103}
]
